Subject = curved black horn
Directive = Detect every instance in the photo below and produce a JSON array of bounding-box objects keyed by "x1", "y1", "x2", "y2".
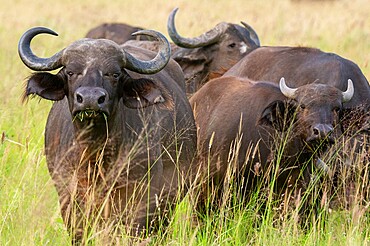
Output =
[
  {"x1": 167, "y1": 8, "x2": 224, "y2": 48},
  {"x1": 124, "y1": 30, "x2": 171, "y2": 74},
  {"x1": 18, "y1": 27, "x2": 64, "y2": 71},
  {"x1": 240, "y1": 21, "x2": 260, "y2": 47}
]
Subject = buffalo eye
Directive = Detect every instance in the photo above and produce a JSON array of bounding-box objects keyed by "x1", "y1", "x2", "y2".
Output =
[
  {"x1": 112, "y1": 73, "x2": 121, "y2": 79},
  {"x1": 67, "y1": 71, "x2": 74, "y2": 77},
  {"x1": 105, "y1": 72, "x2": 121, "y2": 80},
  {"x1": 228, "y1": 43, "x2": 236, "y2": 48},
  {"x1": 300, "y1": 104, "x2": 306, "y2": 109}
]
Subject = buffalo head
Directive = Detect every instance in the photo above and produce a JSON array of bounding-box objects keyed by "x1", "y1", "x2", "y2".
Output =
[
  {"x1": 167, "y1": 8, "x2": 260, "y2": 93},
  {"x1": 19, "y1": 27, "x2": 170, "y2": 127},
  {"x1": 260, "y1": 78, "x2": 354, "y2": 149}
]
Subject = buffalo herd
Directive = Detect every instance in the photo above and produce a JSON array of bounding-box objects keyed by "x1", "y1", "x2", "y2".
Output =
[{"x1": 19, "y1": 7, "x2": 369, "y2": 244}]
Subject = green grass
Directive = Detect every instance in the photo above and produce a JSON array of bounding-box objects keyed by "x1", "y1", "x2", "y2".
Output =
[{"x1": 1, "y1": 0, "x2": 369, "y2": 245}]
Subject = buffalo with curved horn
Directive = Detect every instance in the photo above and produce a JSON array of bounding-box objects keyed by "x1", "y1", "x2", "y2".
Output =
[
  {"x1": 223, "y1": 46, "x2": 369, "y2": 160},
  {"x1": 190, "y1": 76, "x2": 354, "y2": 198},
  {"x1": 167, "y1": 8, "x2": 260, "y2": 94},
  {"x1": 223, "y1": 47, "x2": 370, "y2": 201},
  {"x1": 19, "y1": 27, "x2": 197, "y2": 244}
]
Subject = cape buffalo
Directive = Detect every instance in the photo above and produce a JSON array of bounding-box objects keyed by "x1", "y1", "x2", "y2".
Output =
[
  {"x1": 168, "y1": 8, "x2": 260, "y2": 94},
  {"x1": 190, "y1": 76, "x2": 354, "y2": 194},
  {"x1": 225, "y1": 47, "x2": 370, "y2": 175},
  {"x1": 85, "y1": 22, "x2": 153, "y2": 44},
  {"x1": 19, "y1": 27, "x2": 196, "y2": 243}
]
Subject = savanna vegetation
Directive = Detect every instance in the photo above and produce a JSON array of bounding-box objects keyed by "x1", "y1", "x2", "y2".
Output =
[{"x1": 0, "y1": 0, "x2": 369, "y2": 245}]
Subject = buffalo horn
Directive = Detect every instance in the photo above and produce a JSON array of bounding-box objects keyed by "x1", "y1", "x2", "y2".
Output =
[
  {"x1": 240, "y1": 21, "x2": 260, "y2": 47},
  {"x1": 167, "y1": 8, "x2": 225, "y2": 48},
  {"x1": 18, "y1": 27, "x2": 64, "y2": 71},
  {"x1": 124, "y1": 30, "x2": 171, "y2": 74},
  {"x1": 279, "y1": 77, "x2": 297, "y2": 99},
  {"x1": 342, "y1": 79, "x2": 354, "y2": 102}
]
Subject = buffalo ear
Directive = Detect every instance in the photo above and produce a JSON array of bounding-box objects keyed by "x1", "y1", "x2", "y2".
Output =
[
  {"x1": 23, "y1": 72, "x2": 65, "y2": 102},
  {"x1": 258, "y1": 100, "x2": 295, "y2": 132},
  {"x1": 121, "y1": 77, "x2": 171, "y2": 109},
  {"x1": 172, "y1": 48, "x2": 208, "y2": 64},
  {"x1": 172, "y1": 49, "x2": 208, "y2": 78}
]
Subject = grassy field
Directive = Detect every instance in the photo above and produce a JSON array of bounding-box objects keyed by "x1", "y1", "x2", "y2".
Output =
[{"x1": 0, "y1": 0, "x2": 369, "y2": 245}]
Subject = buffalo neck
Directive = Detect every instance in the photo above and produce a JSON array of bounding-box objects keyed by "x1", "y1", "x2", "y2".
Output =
[{"x1": 72, "y1": 110, "x2": 123, "y2": 165}]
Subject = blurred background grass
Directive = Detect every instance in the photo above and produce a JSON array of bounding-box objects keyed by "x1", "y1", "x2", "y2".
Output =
[{"x1": 0, "y1": 0, "x2": 369, "y2": 245}]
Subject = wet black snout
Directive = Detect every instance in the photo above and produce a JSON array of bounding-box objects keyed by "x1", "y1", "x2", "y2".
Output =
[
  {"x1": 74, "y1": 87, "x2": 109, "y2": 111},
  {"x1": 310, "y1": 123, "x2": 334, "y2": 143}
]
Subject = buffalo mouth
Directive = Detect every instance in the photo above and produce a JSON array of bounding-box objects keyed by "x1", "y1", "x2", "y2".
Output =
[
  {"x1": 73, "y1": 109, "x2": 108, "y2": 122},
  {"x1": 304, "y1": 137, "x2": 335, "y2": 154}
]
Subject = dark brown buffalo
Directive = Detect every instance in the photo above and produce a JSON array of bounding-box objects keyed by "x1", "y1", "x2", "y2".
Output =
[
  {"x1": 190, "y1": 76, "x2": 354, "y2": 194},
  {"x1": 19, "y1": 27, "x2": 196, "y2": 243},
  {"x1": 224, "y1": 46, "x2": 370, "y2": 156},
  {"x1": 99, "y1": 9, "x2": 260, "y2": 95},
  {"x1": 223, "y1": 46, "x2": 369, "y2": 209},
  {"x1": 224, "y1": 46, "x2": 370, "y2": 108},
  {"x1": 85, "y1": 23, "x2": 153, "y2": 44},
  {"x1": 168, "y1": 8, "x2": 260, "y2": 94}
]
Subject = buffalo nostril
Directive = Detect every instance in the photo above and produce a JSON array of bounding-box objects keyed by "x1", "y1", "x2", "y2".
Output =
[
  {"x1": 98, "y1": 95, "x2": 106, "y2": 105},
  {"x1": 311, "y1": 124, "x2": 334, "y2": 140},
  {"x1": 76, "y1": 94, "x2": 83, "y2": 103}
]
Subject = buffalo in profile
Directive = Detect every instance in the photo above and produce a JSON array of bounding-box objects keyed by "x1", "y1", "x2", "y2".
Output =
[
  {"x1": 19, "y1": 27, "x2": 196, "y2": 243},
  {"x1": 85, "y1": 22, "x2": 153, "y2": 44},
  {"x1": 190, "y1": 76, "x2": 354, "y2": 195}
]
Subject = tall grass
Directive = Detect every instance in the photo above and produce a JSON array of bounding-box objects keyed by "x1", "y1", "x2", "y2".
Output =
[{"x1": 1, "y1": 0, "x2": 369, "y2": 245}]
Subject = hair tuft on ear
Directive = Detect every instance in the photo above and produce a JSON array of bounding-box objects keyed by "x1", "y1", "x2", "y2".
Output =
[{"x1": 23, "y1": 72, "x2": 65, "y2": 101}]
